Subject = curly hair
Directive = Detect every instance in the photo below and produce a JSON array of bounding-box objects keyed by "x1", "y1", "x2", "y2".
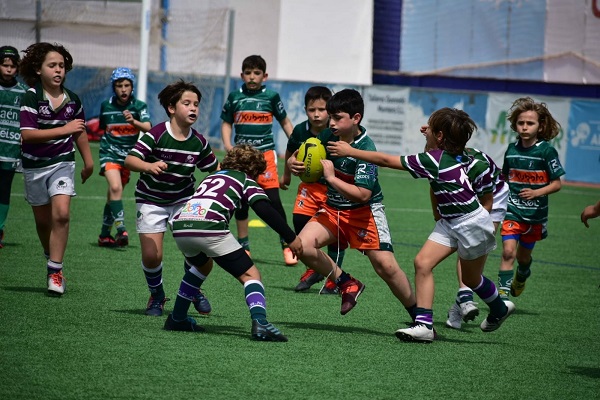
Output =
[
  {"x1": 507, "y1": 97, "x2": 561, "y2": 141},
  {"x1": 20, "y1": 42, "x2": 73, "y2": 87},
  {"x1": 428, "y1": 107, "x2": 477, "y2": 155},
  {"x1": 220, "y1": 145, "x2": 266, "y2": 180}
]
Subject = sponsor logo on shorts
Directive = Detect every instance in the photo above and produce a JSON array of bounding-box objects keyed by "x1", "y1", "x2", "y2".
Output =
[
  {"x1": 56, "y1": 180, "x2": 68, "y2": 190},
  {"x1": 357, "y1": 229, "x2": 373, "y2": 243}
]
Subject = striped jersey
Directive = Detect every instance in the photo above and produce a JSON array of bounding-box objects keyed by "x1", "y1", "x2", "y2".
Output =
[
  {"x1": 0, "y1": 79, "x2": 28, "y2": 163},
  {"x1": 171, "y1": 169, "x2": 269, "y2": 236},
  {"x1": 220, "y1": 84, "x2": 287, "y2": 151},
  {"x1": 20, "y1": 82, "x2": 84, "y2": 169},
  {"x1": 98, "y1": 95, "x2": 150, "y2": 166},
  {"x1": 287, "y1": 120, "x2": 327, "y2": 185},
  {"x1": 317, "y1": 127, "x2": 383, "y2": 209},
  {"x1": 401, "y1": 149, "x2": 486, "y2": 219},
  {"x1": 466, "y1": 147, "x2": 506, "y2": 197},
  {"x1": 128, "y1": 121, "x2": 218, "y2": 205},
  {"x1": 502, "y1": 139, "x2": 565, "y2": 223}
]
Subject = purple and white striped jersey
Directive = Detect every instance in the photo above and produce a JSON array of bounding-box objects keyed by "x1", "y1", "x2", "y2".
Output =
[
  {"x1": 20, "y1": 83, "x2": 85, "y2": 169},
  {"x1": 401, "y1": 149, "x2": 486, "y2": 219},
  {"x1": 171, "y1": 169, "x2": 269, "y2": 237},
  {"x1": 128, "y1": 121, "x2": 218, "y2": 205}
]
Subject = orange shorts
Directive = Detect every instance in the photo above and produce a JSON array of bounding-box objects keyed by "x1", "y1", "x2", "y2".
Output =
[
  {"x1": 101, "y1": 162, "x2": 131, "y2": 185},
  {"x1": 311, "y1": 202, "x2": 393, "y2": 252},
  {"x1": 501, "y1": 220, "x2": 547, "y2": 245},
  {"x1": 293, "y1": 182, "x2": 328, "y2": 217},
  {"x1": 256, "y1": 150, "x2": 279, "y2": 190}
]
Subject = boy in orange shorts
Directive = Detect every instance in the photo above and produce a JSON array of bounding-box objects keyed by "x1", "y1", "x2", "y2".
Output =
[
  {"x1": 281, "y1": 86, "x2": 343, "y2": 294},
  {"x1": 97, "y1": 67, "x2": 151, "y2": 247},
  {"x1": 288, "y1": 89, "x2": 416, "y2": 319},
  {"x1": 221, "y1": 55, "x2": 296, "y2": 266}
]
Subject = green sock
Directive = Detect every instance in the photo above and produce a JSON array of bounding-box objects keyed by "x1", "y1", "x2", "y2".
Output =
[
  {"x1": 100, "y1": 203, "x2": 113, "y2": 237},
  {"x1": 327, "y1": 248, "x2": 345, "y2": 268},
  {"x1": 238, "y1": 236, "x2": 250, "y2": 251},
  {"x1": 244, "y1": 280, "x2": 266, "y2": 321},
  {"x1": 517, "y1": 258, "x2": 532, "y2": 279},
  {"x1": 109, "y1": 200, "x2": 126, "y2": 232},
  {"x1": 0, "y1": 203, "x2": 8, "y2": 231},
  {"x1": 497, "y1": 270, "x2": 513, "y2": 299}
]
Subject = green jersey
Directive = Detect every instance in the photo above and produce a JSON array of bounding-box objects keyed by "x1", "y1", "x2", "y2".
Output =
[
  {"x1": 503, "y1": 139, "x2": 565, "y2": 224},
  {"x1": 98, "y1": 95, "x2": 150, "y2": 167},
  {"x1": 220, "y1": 84, "x2": 287, "y2": 151},
  {"x1": 317, "y1": 126, "x2": 383, "y2": 209},
  {"x1": 0, "y1": 80, "x2": 28, "y2": 164}
]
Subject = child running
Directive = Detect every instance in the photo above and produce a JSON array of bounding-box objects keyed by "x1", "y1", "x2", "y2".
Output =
[
  {"x1": 497, "y1": 97, "x2": 565, "y2": 300},
  {"x1": 97, "y1": 67, "x2": 151, "y2": 248},
  {"x1": 288, "y1": 89, "x2": 416, "y2": 321},
  {"x1": 165, "y1": 144, "x2": 302, "y2": 341},
  {"x1": 443, "y1": 147, "x2": 508, "y2": 329},
  {"x1": 19, "y1": 42, "x2": 94, "y2": 295},
  {"x1": 124, "y1": 80, "x2": 218, "y2": 317},
  {"x1": 0, "y1": 45, "x2": 28, "y2": 248},
  {"x1": 281, "y1": 86, "x2": 343, "y2": 294},
  {"x1": 328, "y1": 107, "x2": 514, "y2": 343}
]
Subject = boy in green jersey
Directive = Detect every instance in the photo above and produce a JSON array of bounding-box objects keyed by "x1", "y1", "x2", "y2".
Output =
[
  {"x1": 220, "y1": 55, "x2": 296, "y2": 266},
  {"x1": 97, "y1": 67, "x2": 151, "y2": 247},
  {"x1": 282, "y1": 86, "x2": 343, "y2": 293},
  {"x1": 498, "y1": 97, "x2": 565, "y2": 300},
  {"x1": 0, "y1": 46, "x2": 28, "y2": 248}
]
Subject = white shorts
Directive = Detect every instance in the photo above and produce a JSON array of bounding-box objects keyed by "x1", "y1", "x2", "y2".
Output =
[
  {"x1": 136, "y1": 202, "x2": 184, "y2": 234},
  {"x1": 490, "y1": 183, "x2": 509, "y2": 223},
  {"x1": 23, "y1": 162, "x2": 76, "y2": 206},
  {"x1": 428, "y1": 206, "x2": 496, "y2": 260},
  {"x1": 174, "y1": 233, "x2": 242, "y2": 258}
]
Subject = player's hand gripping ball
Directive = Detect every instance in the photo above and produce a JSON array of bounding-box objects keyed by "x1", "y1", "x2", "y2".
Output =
[{"x1": 297, "y1": 137, "x2": 327, "y2": 183}]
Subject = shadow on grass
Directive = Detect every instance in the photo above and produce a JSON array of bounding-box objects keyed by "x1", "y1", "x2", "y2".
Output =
[
  {"x1": 511, "y1": 308, "x2": 540, "y2": 316},
  {"x1": 2, "y1": 286, "x2": 47, "y2": 294},
  {"x1": 279, "y1": 321, "x2": 389, "y2": 337},
  {"x1": 252, "y1": 257, "x2": 284, "y2": 267},
  {"x1": 567, "y1": 366, "x2": 600, "y2": 379},
  {"x1": 89, "y1": 242, "x2": 131, "y2": 251}
]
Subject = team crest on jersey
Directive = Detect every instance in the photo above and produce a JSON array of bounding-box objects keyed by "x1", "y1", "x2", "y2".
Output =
[
  {"x1": 297, "y1": 200, "x2": 304, "y2": 208},
  {"x1": 64, "y1": 106, "x2": 74, "y2": 119},
  {"x1": 186, "y1": 155, "x2": 195, "y2": 164},
  {"x1": 39, "y1": 105, "x2": 51, "y2": 116}
]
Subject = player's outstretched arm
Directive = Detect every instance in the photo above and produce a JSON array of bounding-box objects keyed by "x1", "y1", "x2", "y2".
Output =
[
  {"x1": 326, "y1": 140, "x2": 405, "y2": 170},
  {"x1": 581, "y1": 200, "x2": 600, "y2": 228},
  {"x1": 252, "y1": 200, "x2": 301, "y2": 257}
]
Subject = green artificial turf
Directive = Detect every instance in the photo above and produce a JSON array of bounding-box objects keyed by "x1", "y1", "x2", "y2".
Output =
[{"x1": 1, "y1": 143, "x2": 599, "y2": 399}]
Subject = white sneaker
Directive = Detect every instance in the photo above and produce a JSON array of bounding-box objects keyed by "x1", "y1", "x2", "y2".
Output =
[
  {"x1": 395, "y1": 323, "x2": 435, "y2": 343},
  {"x1": 460, "y1": 301, "x2": 480, "y2": 322},
  {"x1": 47, "y1": 271, "x2": 65, "y2": 295},
  {"x1": 445, "y1": 303, "x2": 462, "y2": 329},
  {"x1": 481, "y1": 300, "x2": 515, "y2": 332}
]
